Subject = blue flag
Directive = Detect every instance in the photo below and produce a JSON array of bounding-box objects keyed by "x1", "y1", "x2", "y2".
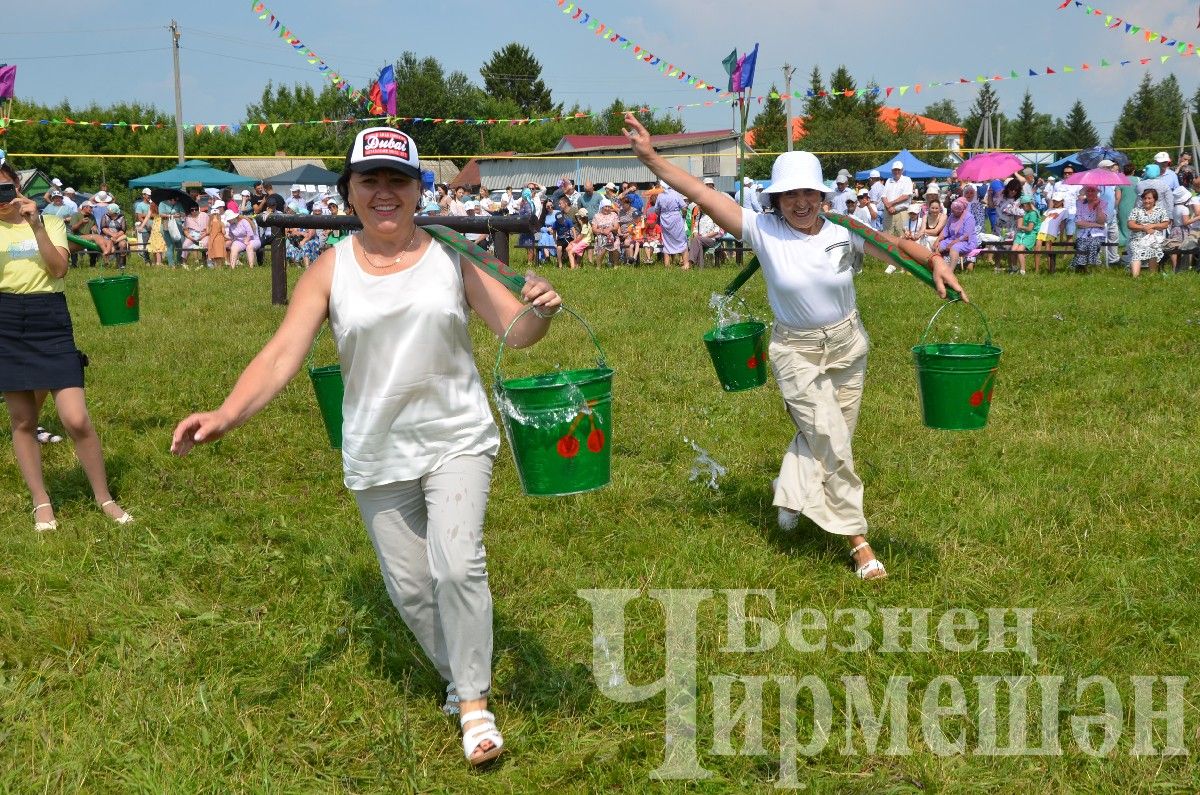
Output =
[{"x1": 731, "y1": 44, "x2": 758, "y2": 92}]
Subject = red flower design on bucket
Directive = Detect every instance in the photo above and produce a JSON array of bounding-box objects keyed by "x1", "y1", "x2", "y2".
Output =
[
  {"x1": 969, "y1": 390, "x2": 984, "y2": 407},
  {"x1": 746, "y1": 355, "x2": 758, "y2": 369},
  {"x1": 587, "y1": 428, "x2": 605, "y2": 453},
  {"x1": 557, "y1": 435, "x2": 580, "y2": 458},
  {"x1": 125, "y1": 295, "x2": 137, "y2": 308}
]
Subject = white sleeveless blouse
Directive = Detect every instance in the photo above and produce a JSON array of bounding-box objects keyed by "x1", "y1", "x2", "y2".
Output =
[{"x1": 328, "y1": 236, "x2": 499, "y2": 490}]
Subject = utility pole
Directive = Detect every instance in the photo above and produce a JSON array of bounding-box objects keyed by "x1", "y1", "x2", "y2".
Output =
[
  {"x1": 783, "y1": 63, "x2": 796, "y2": 152},
  {"x1": 170, "y1": 20, "x2": 186, "y2": 164}
]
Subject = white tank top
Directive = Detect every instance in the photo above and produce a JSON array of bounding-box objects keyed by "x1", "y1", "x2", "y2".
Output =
[{"x1": 329, "y1": 236, "x2": 500, "y2": 490}]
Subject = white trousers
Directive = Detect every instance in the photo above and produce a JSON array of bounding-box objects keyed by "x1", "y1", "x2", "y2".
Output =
[
  {"x1": 769, "y1": 313, "x2": 869, "y2": 537},
  {"x1": 353, "y1": 453, "x2": 495, "y2": 701}
]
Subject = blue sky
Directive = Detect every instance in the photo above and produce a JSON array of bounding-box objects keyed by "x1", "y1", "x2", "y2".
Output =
[{"x1": 3, "y1": 1, "x2": 1198, "y2": 148}]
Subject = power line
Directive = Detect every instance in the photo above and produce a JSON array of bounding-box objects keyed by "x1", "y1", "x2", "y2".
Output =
[
  {"x1": 0, "y1": 26, "x2": 162, "y2": 36},
  {"x1": 0, "y1": 47, "x2": 169, "y2": 61},
  {"x1": 180, "y1": 46, "x2": 372, "y2": 80}
]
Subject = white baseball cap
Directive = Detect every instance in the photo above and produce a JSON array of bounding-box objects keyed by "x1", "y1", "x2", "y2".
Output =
[
  {"x1": 345, "y1": 126, "x2": 421, "y2": 180},
  {"x1": 891, "y1": 161, "x2": 905, "y2": 171},
  {"x1": 1096, "y1": 159, "x2": 1115, "y2": 168},
  {"x1": 141, "y1": 187, "x2": 152, "y2": 195},
  {"x1": 761, "y1": 151, "x2": 830, "y2": 196},
  {"x1": 290, "y1": 184, "x2": 302, "y2": 192},
  {"x1": 222, "y1": 209, "x2": 238, "y2": 223},
  {"x1": 1155, "y1": 151, "x2": 1171, "y2": 163},
  {"x1": 869, "y1": 170, "x2": 881, "y2": 179},
  {"x1": 64, "y1": 187, "x2": 76, "y2": 194},
  {"x1": 743, "y1": 176, "x2": 753, "y2": 185},
  {"x1": 51, "y1": 178, "x2": 62, "y2": 187},
  {"x1": 50, "y1": 190, "x2": 63, "y2": 198},
  {"x1": 240, "y1": 189, "x2": 251, "y2": 197},
  {"x1": 835, "y1": 174, "x2": 848, "y2": 184}
]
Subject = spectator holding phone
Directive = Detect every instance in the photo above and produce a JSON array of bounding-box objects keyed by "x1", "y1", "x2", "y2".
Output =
[{"x1": 0, "y1": 152, "x2": 132, "y2": 532}]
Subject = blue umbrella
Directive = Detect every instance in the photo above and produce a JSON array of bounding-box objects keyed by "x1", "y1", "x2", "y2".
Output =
[{"x1": 1077, "y1": 146, "x2": 1129, "y2": 170}]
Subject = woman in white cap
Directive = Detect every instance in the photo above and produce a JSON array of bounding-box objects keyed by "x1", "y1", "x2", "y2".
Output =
[
  {"x1": 625, "y1": 112, "x2": 966, "y2": 580},
  {"x1": 171, "y1": 125, "x2": 561, "y2": 766}
]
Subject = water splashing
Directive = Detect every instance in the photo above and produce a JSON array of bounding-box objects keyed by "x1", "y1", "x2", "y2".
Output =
[{"x1": 685, "y1": 436, "x2": 728, "y2": 490}]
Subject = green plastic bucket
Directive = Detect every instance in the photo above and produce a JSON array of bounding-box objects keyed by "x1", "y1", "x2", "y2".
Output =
[
  {"x1": 494, "y1": 306, "x2": 614, "y2": 497},
  {"x1": 911, "y1": 300, "x2": 1002, "y2": 431},
  {"x1": 86, "y1": 275, "x2": 139, "y2": 326},
  {"x1": 703, "y1": 320, "x2": 768, "y2": 392},
  {"x1": 306, "y1": 328, "x2": 344, "y2": 449}
]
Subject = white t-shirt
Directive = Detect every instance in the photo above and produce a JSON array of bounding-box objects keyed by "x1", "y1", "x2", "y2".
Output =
[
  {"x1": 882, "y1": 176, "x2": 914, "y2": 213},
  {"x1": 739, "y1": 208, "x2": 861, "y2": 329}
]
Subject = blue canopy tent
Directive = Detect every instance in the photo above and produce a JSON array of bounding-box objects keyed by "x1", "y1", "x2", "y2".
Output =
[
  {"x1": 1043, "y1": 153, "x2": 1083, "y2": 176},
  {"x1": 855, "y1": 149, "x2": 952, "y2": 181},
  {"x1": 129, "y1": 160, "x2": 259, "y2": 189}
]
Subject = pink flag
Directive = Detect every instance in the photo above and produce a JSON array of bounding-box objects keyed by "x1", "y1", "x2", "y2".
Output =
[{"x1": 0, "y1": 65, "x2": 16, "y2": 100}]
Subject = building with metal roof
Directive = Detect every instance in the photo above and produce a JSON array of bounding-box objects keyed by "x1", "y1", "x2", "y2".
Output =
[{"x1": 469, "y1": 130, "x2": 745, "y2": 193}]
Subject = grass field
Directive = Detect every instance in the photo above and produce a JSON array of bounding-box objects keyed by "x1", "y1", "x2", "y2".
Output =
[{"x1": 2, "y1": 257, "x2": 1199, "y2": 793}]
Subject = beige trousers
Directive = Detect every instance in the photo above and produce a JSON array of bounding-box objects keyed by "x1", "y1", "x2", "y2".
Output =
[{"x1": 769, "y1": 312, "x2": 869, "y2": 537}]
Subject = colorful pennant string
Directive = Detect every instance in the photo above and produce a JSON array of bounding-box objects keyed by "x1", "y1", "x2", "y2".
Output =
[
  {"x1": 248, "y1": 0, "x2": 372, "y2": 107},
  {"x1": 1056, "y1": 0, "x2": 1198, "y2": 57},
  {"x1": 552, "y1": 0, "x2": 726, "y2": 93}
]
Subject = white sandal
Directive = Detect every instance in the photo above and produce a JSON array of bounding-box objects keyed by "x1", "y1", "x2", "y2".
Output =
[
  {"x1": 441, "y1": 682, "x2": 460, "y2": 716},
  {"x1": 99, "y1": 500, "x2": 133, "y2": 526},
  {"x1": 851, "y1": 541, "x2": 887, "y2": 580},
  {"x1": 460, "y1": 709, "x2": 505, "y2": 766},
  {"x1": 33, "y1": 503, "x2": 57, "y2": 532}
]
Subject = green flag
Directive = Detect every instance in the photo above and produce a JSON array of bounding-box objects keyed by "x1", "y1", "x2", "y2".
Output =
[{"x1": 722, "y1": 49, "x2": 738, "y2": 91}]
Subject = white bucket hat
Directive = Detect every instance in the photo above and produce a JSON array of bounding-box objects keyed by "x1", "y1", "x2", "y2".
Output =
[{"x1": 762, "y1": 152, "x2": 830, "y2": 196}]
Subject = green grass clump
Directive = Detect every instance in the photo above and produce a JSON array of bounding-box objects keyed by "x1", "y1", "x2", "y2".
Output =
[{"x1": 1, "y1": 260, "x2": 1198, "y2": 792}]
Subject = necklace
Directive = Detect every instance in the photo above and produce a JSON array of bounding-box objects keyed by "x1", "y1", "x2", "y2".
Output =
[{"x1": 360, "y1": 226, "x2": 419, "y2": 269}]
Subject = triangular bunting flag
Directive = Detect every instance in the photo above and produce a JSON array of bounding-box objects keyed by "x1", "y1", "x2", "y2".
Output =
[
  {"x1": 914, "y1": 84, "x2": 922, "y2": 93},
  {"x1": 898, "y1": 86, "x2": 909, "y2": 96},
  {"x1": 1063, "y1": 66, "x2": 1074, "y2": 72},
  {"x1": 1046, "y1": 67, "x2": 1056, "y2": 74},
  {"x1": 1161, "y1": 55, "x2": 1170, "y2": 63},
  {"x1": 1101, "y1": 59, "x2": 1110, "y2": 66},
  {"x1": 258, "y1": 123, "x2": 267, "y2": 133},
  {"x1": 886, "y1": 87, "x2": 894, "y2": 97},
  {"x1": 194, "y1": 124, "x2": 204, "y2": 134},
  {"x1": 1030, "y1": 68, "x2": 1039, "y2": 76}
]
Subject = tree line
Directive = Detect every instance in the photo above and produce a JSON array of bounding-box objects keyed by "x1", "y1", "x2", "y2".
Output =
[
  {"x1": 0, "y1": 43, "x2": 681, "y2": 193},
  {"x1": 746, "y1": 67, "x2": 1199, "y2": 176}
]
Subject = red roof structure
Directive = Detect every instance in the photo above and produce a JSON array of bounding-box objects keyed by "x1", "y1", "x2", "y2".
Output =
[
  {"x1": 557, "y1": 129, "x2": 733, "y2": 150},
  {"x1": 745, "y1": 108, "x2": 965, "y2": 147}
]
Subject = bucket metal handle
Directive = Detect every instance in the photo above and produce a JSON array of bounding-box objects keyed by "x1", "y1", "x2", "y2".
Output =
[
  {"x1": 493, "y1": 303, "x2": 608, "y2": 387},
  {"x1": 305, "y1": 324, "x2": 334, "y2": 373},
  {"x1": 919, "y1": 299, "x2": 993, "y2": 347}
]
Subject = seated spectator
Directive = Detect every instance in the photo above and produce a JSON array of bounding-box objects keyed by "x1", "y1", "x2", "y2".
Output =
[
  {"x1": 67, "y1": 201, "x2": 115, "y2": 259},
  {"x1": 641, "y1": 210, "x2": 662, "y2": 263},
  {"x1": 1162, "y1": 185, "x2": 1193, "y2": 273},
  {"x1": 851, "y1": 189, "x2": 878, "y2": 229},
  {"x1": 566, "y1": 208, "x2": 592, "y2": 269},
  {"x1": 934, "y1": 197, "x2": 980, "y2": 272},
  {"x1": 1071, "y1": 186, "x2": 1107, "y2": 273},
  {"x1": 915, "y1": 191, "x2": 945, "y2": 253},
  {"x1": 42, "y1": 190, "x2": 73, "y2": 219},
  {"x1": 535, "y1": 223, "x2": 557, "y2": 264},
  {"x1": 687, "y1": 180, "x2": 727, "y2": 266},
  {"x1": 100, "y1": 204, "x2": 130, "y2": 267},
  {"x1": 228, "y1": 210, "x2": 261, "y2": 269},
  {"x1": 181, "y1": 206, "x2": 209, "y2": 268},
  {"x1": 590, "y1": 202, "x2": 620, "y2": 267}
]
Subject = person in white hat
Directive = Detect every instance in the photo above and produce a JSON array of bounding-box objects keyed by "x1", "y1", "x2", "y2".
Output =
[
  {"x1": 866, "y1": 169, "x2": 886, "y2": 230},
  {"x1": 829, "y1": 173, "x2": 857, "y2": 215},
  {"x1": 285, "y1": 184, "x2": 306, "y2": 214},
  {"x1": 1154, "y1": 151, "x2": 1179, "y2": 192},
  {"x1": 134, "y1": 187, "x2": 154, "y2": 252},
  {"x1": 60, "y1": 187, "x2": 79, "y2": 215},
  {"x1": 881, "y1": 160, "x2": 914, "y2": 236},
  {"x1": 623, "y1": 111, "x2": 966, "y2": 582},
  {"x1": 171, "y1": 125, "x2": 563, "y2": 767},
  {"x1": 740, "y1": 175, "x2": 762, "y2": 213}
]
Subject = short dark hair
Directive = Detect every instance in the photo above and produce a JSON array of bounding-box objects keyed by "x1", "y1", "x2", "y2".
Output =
[{"x1": 1142, "y1": 187, "x2": 1159, "y2": 202}]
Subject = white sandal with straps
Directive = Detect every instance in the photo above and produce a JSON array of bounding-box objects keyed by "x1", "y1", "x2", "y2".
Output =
[
  {"x1": 33, "y1": 503, "x2": 57, "y2": 533},
  {"x1": 460, "y1": 708, "x2": 505, "y2": 766},
  {"x1": 99, "y1": 500, "x2": 134, "y2": 526},
  {"x1": 850, "y1": 541, "x2": 887, "y2": 580},
  {"x1": 441, "y1": 682, "x2": 461, "y2": 716}
]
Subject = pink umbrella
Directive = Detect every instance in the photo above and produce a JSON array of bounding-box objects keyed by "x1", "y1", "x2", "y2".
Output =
[
  {"x1": 955, "y1": 152, "x2": 1024, "y2": 182},
  {"x1": 1064, "y1": 168, "x2": 1130, "y2": 187}
]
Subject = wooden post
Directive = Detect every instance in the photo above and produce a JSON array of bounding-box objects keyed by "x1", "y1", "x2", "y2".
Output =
[
  {"x1": 271, "y1": 237, "x2": 287, "y2": 305},
  {"x1": 492, "y1": 231, "x2": 510, "y2": 265}
]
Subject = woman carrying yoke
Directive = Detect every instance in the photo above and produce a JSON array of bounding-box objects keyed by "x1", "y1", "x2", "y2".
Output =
[
  {"x1": 624, "y1": 113, "x2": 968, "y2": 580},
  {"x1": 171, "y1": 126, "x2": 563, "y2": 765}
]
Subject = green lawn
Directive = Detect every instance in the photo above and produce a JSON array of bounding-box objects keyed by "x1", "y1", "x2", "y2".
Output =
[{"x1": 2, "y1": 259, "x2": 1198, "y2": 792}]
